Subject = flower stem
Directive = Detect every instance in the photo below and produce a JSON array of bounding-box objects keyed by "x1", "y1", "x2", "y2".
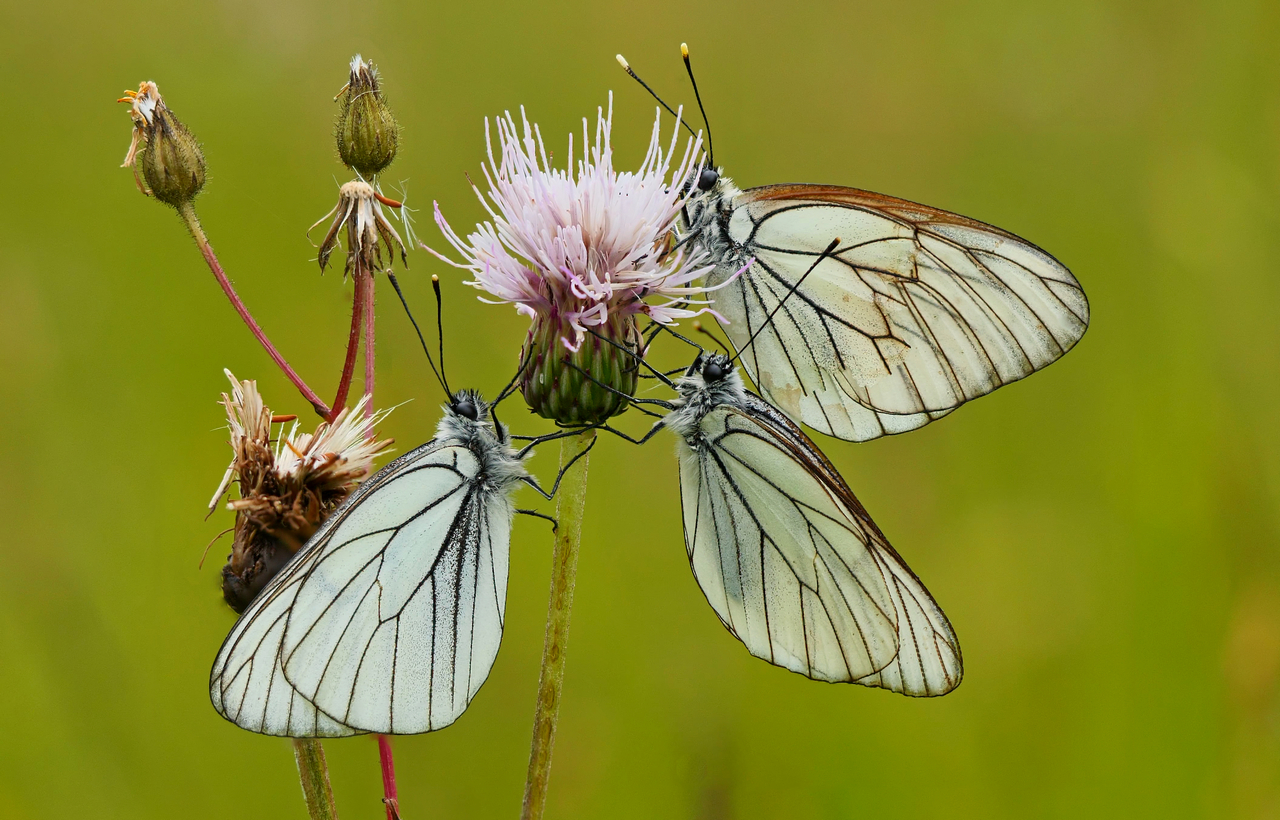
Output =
[
  {"x1": 360, "y1": 265, "x2": 377, "y2": 424},
  {"x1": 330, "y1": 273, "x2": 365, "y2": 422},
  {"x1": 520, "y1": 429, "x2": 595, "y2": 820},
  {"x1": 178, "y1": 203, "x2": 331, "y2": 418},
  {"x1": 377, "y1": 735, "x2": 400, "y2": 820},
  {"x1": 292, "y1": 738, "x2": 339, "y2": 820}
]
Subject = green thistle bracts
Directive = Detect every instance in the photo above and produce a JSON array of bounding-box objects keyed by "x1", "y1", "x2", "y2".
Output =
[{"x1": 522, "y1": 312, "x2": 640, "y2": 426}]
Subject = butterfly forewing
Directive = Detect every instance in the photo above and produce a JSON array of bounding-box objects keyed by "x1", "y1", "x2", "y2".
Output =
[
  {"x1": 677, "y1": 394, "x2": 962, "y2": 695},
  {"x1": 280, "y1": 443, "x2": 511, "y2": 734},
  {"x1": 706, "y1": 183, "x2": 1088, "y2": 441}
]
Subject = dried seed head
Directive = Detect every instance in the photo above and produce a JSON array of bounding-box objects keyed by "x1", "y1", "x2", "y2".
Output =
[
  {"x1": 211, "y1": 371, "x2": 393, "y2": 612},
  {"x1": 309, "y1": 180, "x2": 409, "y2": 277},
  {"x1": 118, "y1": 81, "x2": 206, "y2": 207},
  {"x1": 335, "y1": 55, "x2": 399, "y2": 178}
]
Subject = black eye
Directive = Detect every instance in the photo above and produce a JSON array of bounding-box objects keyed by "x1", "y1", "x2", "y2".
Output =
[
  {"x1": 697, "y1": 168, "x2": 719, "y2": 192},
  {"x1": 454, "y1": 398, "x2": 478, "y2": 420},
  {"x1": 703, "y1": 361, "x2": 724, "y2": 382}
]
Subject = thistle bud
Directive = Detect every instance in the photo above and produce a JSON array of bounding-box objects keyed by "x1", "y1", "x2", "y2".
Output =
[
  {"x1": 335, "y1": 55, "x2": 399, "y2": 178},
  {"x1": 522, "y1": 311, "x2": 640, "y2": 426},
  {"x1": 118, "y1": 81, "x2": 206, "y2": 207}
]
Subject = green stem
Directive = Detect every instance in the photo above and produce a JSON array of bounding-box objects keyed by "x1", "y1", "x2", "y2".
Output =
[
  {"x1": 520, "y1": 429, "x2": 595, "y2": 820},
  {"x1": 292, "y1": 738, "x2": 339, "y2": 820}
]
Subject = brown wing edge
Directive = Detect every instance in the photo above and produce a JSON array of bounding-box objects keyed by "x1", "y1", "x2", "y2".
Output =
[{"x1": 730, "y1": 392, "x2": 964, "y2": 695}]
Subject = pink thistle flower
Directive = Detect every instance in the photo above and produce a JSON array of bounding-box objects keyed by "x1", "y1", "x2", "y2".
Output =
[{"x1": 430, "y1": 96, "x2": 730, "y2": 424}]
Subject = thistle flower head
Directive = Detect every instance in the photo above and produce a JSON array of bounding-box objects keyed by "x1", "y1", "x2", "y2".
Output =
[
  {"x1": 310, "y1": 179, "x2": 409, "y2": 276},
  {"x1": 431, "y1": 96, "x2": 725, "y2": 424},
  {"x1": 433, "y1": 95, "x2": 718, "y2": 350},
  {"x1": 212, "y1": 370, "x2": 393, "y2": 611},
  {"x1": 117, "y1": 81, "x2": 206, "y2": 207}
]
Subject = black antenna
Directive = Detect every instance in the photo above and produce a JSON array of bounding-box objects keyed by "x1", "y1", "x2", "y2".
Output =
[
  {"x1": 387, "y1": 272, "x2": 449, "y2": 396},
  {"x1": 693, "y1": 320, "x2": 731, "y2": 355},
  {"x1": 681, "y1": 43, "x2": 714, "y2": 167},
  {"x1": 430, "y1": 275, "x2": 453, "y2": 396},
  {"x1": 730, "y1": 238, "x2": 841, "y2": 366},
  {"x1": 615, "y1": 54, "x2": 700, "y2": 144}
]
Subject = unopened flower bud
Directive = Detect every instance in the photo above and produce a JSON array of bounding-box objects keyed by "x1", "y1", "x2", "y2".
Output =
[
  {"x1": 522, "y1": 311, "x2": 640, "y2": 426},
  {"x1": 335, "y1": 55, "x2": 399, "y2": 178},
  {"x1": 118, "y1": 81, "x2": 206, "y2": 207}
]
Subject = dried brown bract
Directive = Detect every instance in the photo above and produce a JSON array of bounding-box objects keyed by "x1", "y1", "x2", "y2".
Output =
[{"x1": 211, "y1": 370, "x2": 392, "y2": 612}]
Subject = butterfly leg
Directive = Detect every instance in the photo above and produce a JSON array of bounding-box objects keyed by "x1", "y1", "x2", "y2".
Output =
[
  {"x1": 521, "y1": 434, "x2": 598, "y2": 500},
  {"x1": 516, "y1": 508, "x2": 559, "y2": 533},
  {"x1": 585, "y1": 327, "x2": 678, "y2": 387},
  {"x1": 560, "y1": 359, "x2": 675, "y2": 410},
  {"x1": 596, "y1": 420, "x2": 665, "y2": 447}
]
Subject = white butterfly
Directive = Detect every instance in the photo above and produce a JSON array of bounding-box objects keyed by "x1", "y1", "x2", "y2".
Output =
[
  {"x1": 623, "y1": 46, "x2": 1090, "y2": 442},
  {"x1": 604, "y1": 350, "x2": 961, "y2": 696},
  {"x1": 210, "y1": 387, "x2": 582, "y2": 737}
]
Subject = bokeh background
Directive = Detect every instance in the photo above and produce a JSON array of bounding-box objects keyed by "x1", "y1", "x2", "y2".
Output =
[{"x1": 1, "y1": 0, "x2": 1277, "y2": 816}]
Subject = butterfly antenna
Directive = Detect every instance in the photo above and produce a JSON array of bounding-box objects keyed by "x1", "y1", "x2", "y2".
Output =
[
  {"x1": 729, "y1": 238, "x2": 841, "y2": 366},
  {"x1": 681, "y1": 43, "x2": 714, "y2": 167},
  {"x1": 616, "y1": 54, "x2": 700, "y2": 144},
  {"x1": 693, "y1": 321, "x2": 731, "y2": 355},
  {"x1": 431, "y1": 275, "x2": 453, "y2": 396},
  {"x1": 387, "y1": 273, "x2": 449, "y2": 396}
]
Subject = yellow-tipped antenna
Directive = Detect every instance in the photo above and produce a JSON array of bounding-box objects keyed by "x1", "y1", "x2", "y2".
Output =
[
  {"x1": 680, "y1": 42, "x2": 715, "y2": 167},
  {"x1": 615, "y1": 53, "x2": 700, "y2": 143},
  {"x1": 386, "y1": 273, "x2": 448, "y2": 397}
]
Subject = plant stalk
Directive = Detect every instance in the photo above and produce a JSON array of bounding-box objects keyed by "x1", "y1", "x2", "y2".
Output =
[
  {"x1": 178, "y1": 203, "x2": 331, "y2": 418},
  {"x1": 330, "y1": 274, "x2": 365, "y2": 422},
  {"x1": 377, "y1": 735, "x2": 399, "y2": 820},
  {"x1": 520, "y1": 429, "x2": 595, "y2": 820},
  {"x1": 292, "y1": 738, "x2": 339, "y2": 820},
  {"x1": 360, "y1": 264, "x2": 377, "y2": 423}
]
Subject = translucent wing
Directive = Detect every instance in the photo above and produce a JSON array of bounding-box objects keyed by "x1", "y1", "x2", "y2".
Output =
[
  {"x1": 706, "y1": 183, "x2": 1089, "y2": 441},
  {"x1": 209, "y1": 548, "x2": 361, "y2": 737},
  {"x1": 210, "y1": 438, "x2": 513, "y2": 735},
  {"x1": 678, "y1": 395, "x2": 961, "y2": 695}
]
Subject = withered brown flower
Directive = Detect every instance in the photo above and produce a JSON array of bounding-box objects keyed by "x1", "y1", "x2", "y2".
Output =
[{"x1": 210, "y1": 370, "x2": 393, "y2": 612}]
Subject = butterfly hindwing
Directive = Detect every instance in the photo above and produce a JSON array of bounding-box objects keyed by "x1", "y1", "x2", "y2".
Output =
[
  {"x1": 677, "y1": 395, "x2": 962, "y2": 695},
  {"x1": 704, "y1": 183, "x2": 1089, "y2": 441}
]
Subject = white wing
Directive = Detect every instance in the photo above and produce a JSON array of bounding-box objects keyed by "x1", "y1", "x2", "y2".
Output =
[
  {"x1": 707, "y1": 184, "x2": 1089, "y2": 441},
  {"x1": 209, "y1": 550, "x2": 361, "y2": 737},
  {"x1": 210, "y1": 439, "x2": 514, "y2": 735},
  {"x1": 677, "y1": 400, "x2": 961, "y2": 695}
]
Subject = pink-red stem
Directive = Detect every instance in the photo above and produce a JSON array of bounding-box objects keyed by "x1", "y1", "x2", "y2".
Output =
[
  {"x1": 330, "y1": 270, "x2": 365, "y2": 423},
  {"x1": 361, "y1": 266, "x2": 377, "y2": 428},
  {"x1": 378, "y1": 735, "x2": 399, "y2": 820},
  {"x1": 179, "y1": 204, "x2": 331, "y2": 418}
]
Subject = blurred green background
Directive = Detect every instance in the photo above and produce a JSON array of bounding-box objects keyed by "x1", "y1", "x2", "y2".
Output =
[{"x1": 1, "y1": 0, "x2": 1277, "y2": 816}]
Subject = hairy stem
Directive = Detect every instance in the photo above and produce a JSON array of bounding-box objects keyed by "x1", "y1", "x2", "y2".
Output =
[
  {"x1": 520, "y1": 429, "x2": 595, "y2": 819},
  {"x1": 292, "y1": 738, "x2": 339, "y2": 820},
  {"x1": 178, "y1": 203, "x2": 331, "y2": 418},
  {"x1": 377, "y1": 735, "x2": 399, "y2": 820},
  {"x1": 360, "y1": 265, "x2": 377, "y2": 425},
  {"x1": 330, "y1": 274, "x2": 365, "y2": 423}
]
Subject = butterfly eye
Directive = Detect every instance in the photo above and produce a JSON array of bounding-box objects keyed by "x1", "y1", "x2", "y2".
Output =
[
  {"x1": 454, "y1": 397, "x2": 478, "y2": 420},
  {"x1": 703, "y1": 361, "x2": 724, "y2": 382},
  {"x1": 697, "y1": 168, "x2": 719, "y2": 192}
]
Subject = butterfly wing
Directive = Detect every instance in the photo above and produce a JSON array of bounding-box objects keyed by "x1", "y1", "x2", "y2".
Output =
[
  {"x1": 210, "y1": 437, "x2": 514, "y2": 735},
  {"x1": 677, "y1": 395, "x2": 961, "y2": 695},
  {"x1": 209, "y1": 544, "x2": 361, "y2": 737},
  {"x1": 705, "y1": 183, "x2": 1089, "y2": 441}
]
